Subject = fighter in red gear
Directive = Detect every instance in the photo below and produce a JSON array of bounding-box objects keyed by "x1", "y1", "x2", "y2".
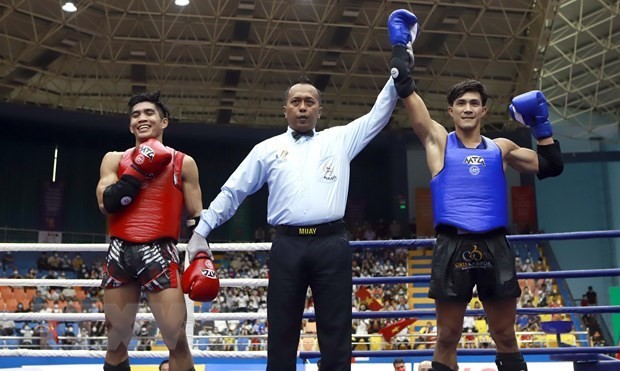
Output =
[{"x1": 96, "y1": 91, "x2": 203, "y2": 371}]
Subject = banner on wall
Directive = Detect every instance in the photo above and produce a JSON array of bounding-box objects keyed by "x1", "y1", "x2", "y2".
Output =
[
  {"x1": 511, "y1": 185, "x2": 537, "y2": 233},
  {"x1": 40, "y1": 181, "x2": 64, "y2": 231},
  {"x1": 413, "y1": 362, "x2": 573, "y2": 371},
  {"x1": 414, "y1": 188, "x2": 434, "y2": 238},
  {"x1": 37, "y1": 231, "x2": 62, "y2": 243},
  {"x1": 303, "y1": 362, "x2": 574, "y2": 371}
]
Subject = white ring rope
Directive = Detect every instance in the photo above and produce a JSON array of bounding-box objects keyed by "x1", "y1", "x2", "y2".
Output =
[
  {"x1": 0, "y1": 278, "x2": 268, "y2": 288},
  {"x1": 0, "y1": 349, "x2": 268, "y2": 358},
  {"x1": 0, "y1": 312, "x2": 266, "y2": 322},
  {"x1": 0, "y1": 242, "x2": 271, "y2": 252}
]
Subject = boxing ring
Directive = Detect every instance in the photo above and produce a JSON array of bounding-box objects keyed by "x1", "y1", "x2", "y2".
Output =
[{"x1": 1, "y1": 229, "x2": 620, "y2": 370}]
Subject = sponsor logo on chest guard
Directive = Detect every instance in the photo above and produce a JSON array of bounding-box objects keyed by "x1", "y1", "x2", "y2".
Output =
[
  {"x1": 322, "y1": 164, "x2": 337, "y2": 181},
  {"x1": 463, "y1": 155, "x2": 486, "y2": 176}
]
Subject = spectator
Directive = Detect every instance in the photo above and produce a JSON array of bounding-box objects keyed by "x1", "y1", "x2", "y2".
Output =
[
  {"x1": 8, "y1": 268, "x2": 22, "y2": 279},
  {"x1": 418, "y1": 360, "x2": 432, "y2": 371},
  {"x1": 19, "y1": 324, "x2": 34, "y2": 348},
  {"x1": 254, "y1": 226, "x2": 266, "y2": 242},
  {"x1": 62, "y1": 325, "x2": 77, "y2": 350},
  {"x1": 71, "y1": 253, "x2": 84, "y2": 273},
  {"x1": 159, "y1": 359, "x2": 170, "y2": 371},
  {"x1": 0, "y1": 318, "x2": 15, "y2": 336},
  {"x1": 2, "y1": 252, "x2": 15, "y2": 271},
  {"x1": 389, "y1": 219, "x2": 402, "y2": 239},
  {"x1": 393, "y1": 358, "x2": 406, "y2": 370},
  {"x1": 37, "y1": 252, "x2": 49, "y2": 271},
  {"x1": 586, "y1": 286, "x2": 598, "y2": 305}
]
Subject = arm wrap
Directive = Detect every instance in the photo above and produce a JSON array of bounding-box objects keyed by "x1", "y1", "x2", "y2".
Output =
[
  {"x1": 390, "y1": 45, "x2": 416, "y2": 98},
  {"x1": 102, "y1": 175, "x2": 142, "y2": 213},
  {"x1": 537, "y1": 140, "x2": 564, "y2": 180},
  {"x1": 186, "y1": 216, "x2": 201, "y2": 235}
]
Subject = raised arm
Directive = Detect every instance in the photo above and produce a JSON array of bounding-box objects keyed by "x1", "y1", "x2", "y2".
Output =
[
  {"x1": 507, "y1": 90, "x2": 564, "y2": 179},
  {"x1": 388, "y1": 9, "x2": 448, "y2": 174}
]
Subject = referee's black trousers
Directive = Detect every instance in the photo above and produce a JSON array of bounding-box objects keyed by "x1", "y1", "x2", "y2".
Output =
[{"x1": 266, "y1": 230, "x2": 352, "y2": 371}]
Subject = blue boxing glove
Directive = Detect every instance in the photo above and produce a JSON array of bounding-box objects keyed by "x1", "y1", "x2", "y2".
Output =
[
  {"x1": 388, "y1": 9, "x2": 419, "y2": 47},
  {"x1": 509, "y1": 90, "x2": 553, "y2": 140},
  {"x1": 388, "y1": 9, "x2": 420, "y2": 98}
]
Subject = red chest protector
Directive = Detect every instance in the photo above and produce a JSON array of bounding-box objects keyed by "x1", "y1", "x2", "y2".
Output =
[{"x1": 109, "y1": 147, "x2": 185, "y2": 243}]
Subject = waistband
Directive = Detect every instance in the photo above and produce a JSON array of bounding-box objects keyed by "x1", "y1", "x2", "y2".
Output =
[
  {"x1": 275, "y1": 219, "x2": 346, "y2": 237},
  {"x1": 435, "y1": 225, "x2": 507, "y2": 237}
]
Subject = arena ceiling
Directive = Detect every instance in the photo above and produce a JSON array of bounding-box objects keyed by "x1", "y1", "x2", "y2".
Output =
[{"x1": 0, "y1": 0, "x2": 618, "y2": 140}]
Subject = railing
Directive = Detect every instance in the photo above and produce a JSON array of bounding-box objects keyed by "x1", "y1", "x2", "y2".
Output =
[
  {"x1": 0, "y1": 227, "x2": 107, "y2": 243},
  {"x1": 0, "y1": 331, "x2": 591, "y2": 351}
]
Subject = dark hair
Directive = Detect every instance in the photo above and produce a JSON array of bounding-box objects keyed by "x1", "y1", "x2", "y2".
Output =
[
  {"x1": 128, "y1": 90, "x2": 170, "y2": 119},
  {"x1": 158, "y1": 359, "x2": 169, "y2": 370},
  {"x1": 284, "y1": 75, "x2": 321, "y2": 104},
  {"x1": 393, "y1": 358, "x2": 405, "y2": 366},
  {"x1": 446, "y1": 79, "x2": 488, "y2": 106}
]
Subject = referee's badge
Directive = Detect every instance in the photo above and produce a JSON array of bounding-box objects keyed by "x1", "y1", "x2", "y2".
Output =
[
  {"x1": 276, "y1": 148, "x2": 288, "y2": 163},
  {"x1": 320, "y1": 157, "x2": 337, "y2": 182}
]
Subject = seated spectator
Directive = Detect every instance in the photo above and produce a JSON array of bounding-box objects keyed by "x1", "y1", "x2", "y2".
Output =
[
  {"x1": 47, "y1": 253, "x2": 61, "y2": 270},
  {"x1": 19, "y1": 324, "x2": 34, "y2": 348},
  {"x1": 2, "y1": 252, "x2": 15, "y2": 271},
  {"x1": 37, "y1": 252, "x2": 50, "y2": 271},
  {"x1": 0, "y1": 318, "x2": 15, "y2": 336},
  {"x1": 9, "y1": 268, "x2": 22, "y2": 279},
  {"x1": 62, "y1": 325, "x2": 77, "y2": 350},
  {"x1": 71, "y1": 254, "x2": 84, "y2": 273}
]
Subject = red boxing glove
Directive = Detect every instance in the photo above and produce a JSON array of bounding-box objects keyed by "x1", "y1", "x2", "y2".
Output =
[
  {"x1": 123, "y1": 138, "x2": 172, "y2": 182},
  {"x1": 181, "y1": 252, "x2": 220, "y2": 302}
]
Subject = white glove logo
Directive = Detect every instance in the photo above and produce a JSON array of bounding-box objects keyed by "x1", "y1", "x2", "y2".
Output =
[{"x1": 390, "y1": 67, "x2": 400, "y2": 79}]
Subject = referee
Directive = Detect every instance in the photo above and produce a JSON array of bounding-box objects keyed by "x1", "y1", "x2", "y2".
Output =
[{"x1": 188, "y1": 75, "x2": 399, "y2": 371}]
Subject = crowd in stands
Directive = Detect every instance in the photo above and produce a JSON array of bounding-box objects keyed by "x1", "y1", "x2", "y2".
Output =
[{"x1": 0, "y1": 219, "x2": 605, "y2": 351}]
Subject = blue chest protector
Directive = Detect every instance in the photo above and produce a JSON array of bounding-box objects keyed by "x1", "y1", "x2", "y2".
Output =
[{"x1": 430, "y1": 132, "x2": 508, "y2": 233}]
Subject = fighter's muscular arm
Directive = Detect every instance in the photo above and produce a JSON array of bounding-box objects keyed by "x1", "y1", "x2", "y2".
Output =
[
  {"x1": 494, "y1": 138, "x2": 540, "y2": 173},
  {"x1": 96, "y1": 152, "x2": 123, "y2": 215},
  {"x1": 402, "y1": 93, "x2": 448, "y2": 177},
  {"x1": 182, "y1": 155, "x2": 203, "y2": 218}
]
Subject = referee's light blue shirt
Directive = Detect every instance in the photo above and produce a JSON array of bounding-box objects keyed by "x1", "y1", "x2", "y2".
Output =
[{"x1": 195, "y1": 78, "x2": 398, "y2": 237}]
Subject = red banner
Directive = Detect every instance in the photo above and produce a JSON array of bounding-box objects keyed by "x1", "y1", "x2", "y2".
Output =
[
  {"x1": 355, "y1": 286, "x2": 383, "y2": 311},
  {"x1": 48, "y1": 320, "x2": 59, "y2": 344},
  {"x1": 379, "y1": 318, "x2": 417, "y2": 342}
]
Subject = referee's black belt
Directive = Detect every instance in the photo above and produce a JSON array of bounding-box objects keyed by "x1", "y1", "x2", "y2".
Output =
[{"x1": 275, "y1": 219, "x2": 345, "y2": 237}]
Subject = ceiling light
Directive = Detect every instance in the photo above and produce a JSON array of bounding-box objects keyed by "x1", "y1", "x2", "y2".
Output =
[
  {"x1": 60, "y1": 38, "x2": 77, "y2": 47},
  {"x1": 130, "y1": 50, "x2": 147, "y2": 57},
  {"x1": 175, "y1": 0, "x2": 190, "y2": 6},
  {"x1": 61, "y1": 2, "x2": 77, "y2": 12},
  {"x1": 442, "y1": 16, "x2": 459, "y2": 25},
  {"x1": 342, "y1": 8, "x2": 360, "y2": 18}
]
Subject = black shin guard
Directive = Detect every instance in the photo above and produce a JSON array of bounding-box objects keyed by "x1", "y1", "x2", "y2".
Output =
[
  {"x1": 495, "y1": 352, "x2": 528, "y2": 371},
  {"x1": 103, "y1": 358, "x2": 131, "y2": 371},
  {"x1": 431, "y1": 361, "x2": 454, "y2": 371}
]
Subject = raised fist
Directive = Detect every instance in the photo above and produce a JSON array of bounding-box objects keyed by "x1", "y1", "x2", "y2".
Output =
[
  {"x1": 388, "y1": 9, "x2": 419, "y2": 47},
  {"x1": 388, "y1": 10, "x2": 420, "y2": 98},
  {"x1": 123, "y1": 138, "x2": 172, "y2": 182},
  {"x1": 182, "y1": 252, "x2": 220, "y2": 302},
  {"x1": 509, "y1": 90, "x2": 553, "y2": 140}
]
